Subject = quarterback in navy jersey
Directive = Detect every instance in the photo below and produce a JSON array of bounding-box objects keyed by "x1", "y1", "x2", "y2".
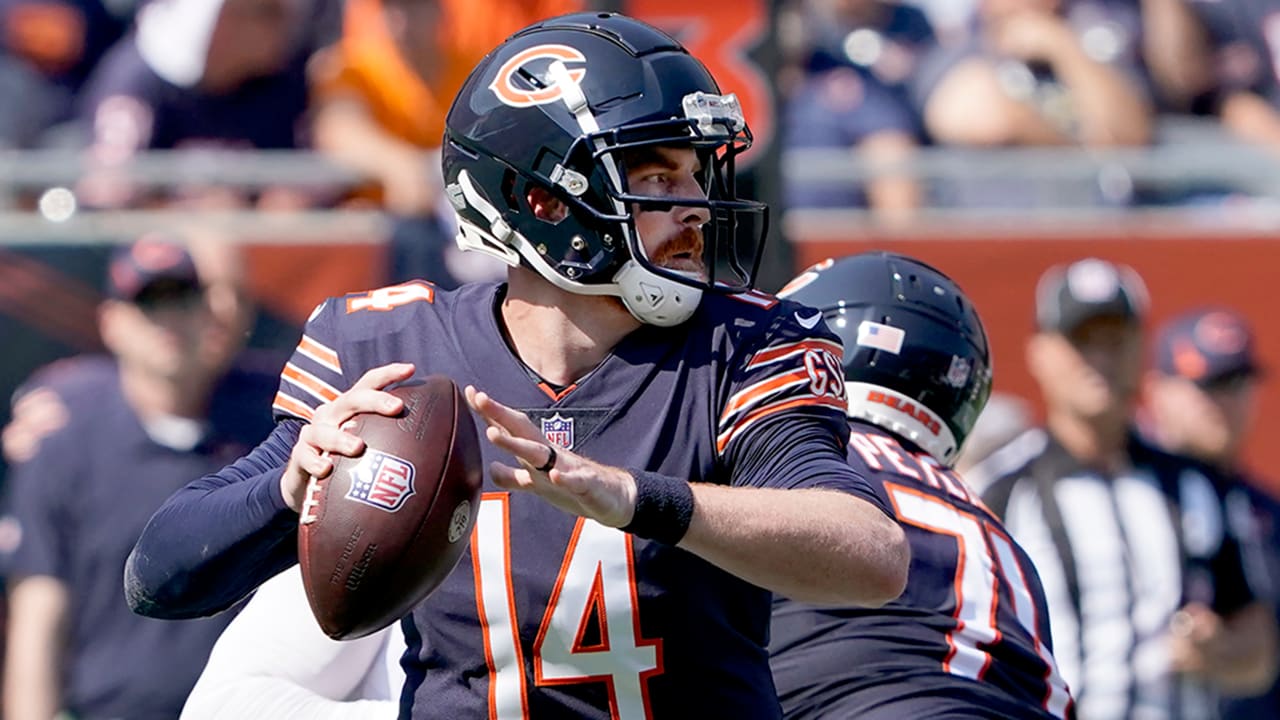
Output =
[
  {"x1": 770, "y1": 253, "x2": 1075, "y2": 719},
  {"x1": 125, "y1": 13, "x2": 909, "y2": 720}
]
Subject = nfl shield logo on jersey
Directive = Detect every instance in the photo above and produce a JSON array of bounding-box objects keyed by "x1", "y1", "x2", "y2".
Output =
[
  {"x1": 541, "y1": 413, "x2": 574, "y2": 450},
  {"x1": 345, "y1": 451, "x2": 416, "y2": 512}
]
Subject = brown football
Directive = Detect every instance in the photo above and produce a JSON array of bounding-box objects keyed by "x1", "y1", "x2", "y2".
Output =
[{"x1": 298, "y1": 375, "x2": 483, "y2": 640}]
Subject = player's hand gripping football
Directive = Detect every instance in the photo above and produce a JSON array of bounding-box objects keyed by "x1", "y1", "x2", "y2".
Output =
[
  {"x1": 465, "y1": 386, "x2": 637, "y2": 528},
  {"x1": 281, "y1": 363, "x2": 416, "y2": 512}
]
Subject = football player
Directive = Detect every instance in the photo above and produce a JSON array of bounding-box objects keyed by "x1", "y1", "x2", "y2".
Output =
[
  {"x1": 125, "y1": 13, "x2": 908, "y2": 719},
  {"x1": 769, "y1": 252, "x2": 1075, "y2": 719}
]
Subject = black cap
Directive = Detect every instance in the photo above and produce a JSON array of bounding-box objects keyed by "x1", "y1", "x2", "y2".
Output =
[
  {"x1": 107, "y1": 234, "x2": 201, "y2": 303},
  {"x1": 1155, "y1": 308, "x2": 1262, "y2": 386},
  {"x1": 1035, "y1": 258, "x2": 1147, "y2": 334}
]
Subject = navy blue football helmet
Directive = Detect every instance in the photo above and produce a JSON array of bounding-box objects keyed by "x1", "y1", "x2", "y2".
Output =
[
  {"x1": 779, "y1": 252, "x2": 993, "y2": 465},
  {"x1": 441, "y1": 12, "x2": 767, "y2": 326}
]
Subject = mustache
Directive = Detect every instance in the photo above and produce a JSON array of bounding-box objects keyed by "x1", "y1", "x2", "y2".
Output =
[{"x1": 652, "y1": 227, "x2": 705, "y2": 264}]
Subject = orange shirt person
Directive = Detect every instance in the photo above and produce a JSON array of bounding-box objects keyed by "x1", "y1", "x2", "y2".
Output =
[{"x1": 309, "y1": 0, "x2": 581, "y2": 216}]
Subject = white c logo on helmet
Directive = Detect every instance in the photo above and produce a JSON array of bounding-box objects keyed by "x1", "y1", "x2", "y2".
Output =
[{"x1": 489, "y1": 44, "x2": 587, "y2": 108}]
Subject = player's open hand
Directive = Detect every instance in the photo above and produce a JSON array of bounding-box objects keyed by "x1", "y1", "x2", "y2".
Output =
[
  {"x1": 465, "y1": 385, "x2": 637, "y2": 528},
  {"x1": 281, "y1": 363, "x2": 415, "y2": 512}
]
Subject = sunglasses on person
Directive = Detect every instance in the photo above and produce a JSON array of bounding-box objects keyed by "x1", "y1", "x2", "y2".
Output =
[
  {"x1": 132, "y1": 280, "x2": 207, "y2": 313},
  {"x1": 1199, "y1": 369, "x2": 1257, "y2": 394}
]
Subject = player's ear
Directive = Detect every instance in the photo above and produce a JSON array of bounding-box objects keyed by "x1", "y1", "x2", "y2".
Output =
[{"x1": 527, "y1": 186, "x2": 569, "y2": 224}]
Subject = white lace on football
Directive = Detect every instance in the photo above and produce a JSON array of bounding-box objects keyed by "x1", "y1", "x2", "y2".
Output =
[{"x1": 299, "y1": 475, "x2": 323, "y2": 526}]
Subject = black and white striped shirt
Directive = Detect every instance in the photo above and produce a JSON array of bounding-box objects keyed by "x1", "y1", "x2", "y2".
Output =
[{"x1": 976, "y1": 429, "x2": 1256, "y2": 720}]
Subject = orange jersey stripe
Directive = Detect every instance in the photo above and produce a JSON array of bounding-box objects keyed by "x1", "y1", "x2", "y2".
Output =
[
  {"x1": 746, "y1": 339, "x2": 843, "y2": 370},
  {"x1": 298, "y1": 335, "x2": 341, "y2": 374},
  {"x1": 537, "y1": 382, "x2": 578, "y2": 402},
  {"x1": 272, "y1": 391, "x2": 315, "y2": 421},
  {"x1": 281, "y1": 363, "x2": 341, "y2": 403},
  {"x1": 720, "y1": 368, "x2": 810, "y2": 421},
  {"x1": 716, "y1": 394, "x2": 848, "y2": 454}
]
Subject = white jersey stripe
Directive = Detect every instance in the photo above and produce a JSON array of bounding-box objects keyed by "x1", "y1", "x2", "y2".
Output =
[
  {"x1": 720, "y1": 372, "x2": 810, "y2": 428},
  {"x1": 297, "y1": 335, "x2": 342, "y2": 375},
  {"x1": 281, "y1": 362, "x2": 342, "y2": 405},
  {"x1": 715, "y1": 394, "x2": 847, "y2": 454},
  {"x1": 990, "y1": 530, "x2": 1072, "y2": 718},
  {"x1": 745, "y1": 339, "x2": 842, "y2": 370}
]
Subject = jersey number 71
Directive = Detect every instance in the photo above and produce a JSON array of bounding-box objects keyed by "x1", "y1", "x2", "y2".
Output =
[{"x1": 886, "y1": 482, "x2": 1072, "y2": 717}]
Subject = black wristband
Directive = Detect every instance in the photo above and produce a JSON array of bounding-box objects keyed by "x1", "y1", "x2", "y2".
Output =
[{"x1": 619, "y1": 470, "x2": 695, "y2": 546}]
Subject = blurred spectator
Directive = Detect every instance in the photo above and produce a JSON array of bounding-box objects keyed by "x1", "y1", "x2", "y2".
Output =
[
  {"x1": 954, "y1": 391, "x2": 1033, "y2": 477},
  {"x1": 1136, "y1": 0, "x2": 1215, "y2": 112},
  {"x1": 189, "y1": 233, "x2": 253, "y2": 360},
  {"x1": 182, "y1": 566, "x2": 405, "y2": 718},
  {"x1": 1145, "y1": 0, "x2": 1280, "y2": 149},
  {"x1": 781, "y1": 0, "x2": 939, "y2": 98},
  {"x1": 975, "y1": 258, "x2": 1277, "y2": 718},
  {"x1": 902, "y1": 0, "x2": 979, "y2": 44},
  {"x1": 1, "y1": 235, "x2": 279, "y2": 720},
  {"x1": 75, "y1": 0, "x2": 311, "y2": 208},
  {"x1": 919, "y1": 0, "x2": 1153, "y2": 151},
  {"x1": 308, "y1": 0, "x2": 577, "y2": 287},
  {"x1": 782, "y1": 67, "x2": 924, "y2": 218},
  {"x1": 1143, "y1": 307, "x2": 1280, "y2": 719},
  {"x1": 0, "y1": 0, "x2": 138, "y2": 148},
  {"x1": 1145, "y1": 308, "x2": 1265, "y2": 482},
  {"x1": 778, "y1": 0, "x2": 940, "y2": 219}
]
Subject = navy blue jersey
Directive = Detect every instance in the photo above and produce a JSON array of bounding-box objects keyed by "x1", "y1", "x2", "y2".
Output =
[
  {"x1": 5, "y1": 355, "x2": 277, "y2": 720},
  {"x1": 130, "y1": 280, "x2": 885, "y2": 719},
  {"x1": 771, "y1": 422, "x2": 1074, "y2": 720}
]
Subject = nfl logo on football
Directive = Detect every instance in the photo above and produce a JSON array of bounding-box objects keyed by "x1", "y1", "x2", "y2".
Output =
[
  {"x1": 541, "y1": 413, "x2": 574, "y2": 450},
  {"x1": 345, "y1": 451, "x2": 417, "y2": 512}
]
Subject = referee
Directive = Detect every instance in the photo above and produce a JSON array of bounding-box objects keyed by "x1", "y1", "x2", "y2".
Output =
[{"x1": 974, "y1": 258, "x2": 1277, "y2": 719}]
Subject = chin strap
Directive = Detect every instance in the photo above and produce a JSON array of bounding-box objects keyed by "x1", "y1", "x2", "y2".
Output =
[{"x1": 612, "y1": 262, "x2": 701, "y2": 327}]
